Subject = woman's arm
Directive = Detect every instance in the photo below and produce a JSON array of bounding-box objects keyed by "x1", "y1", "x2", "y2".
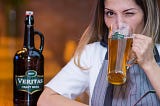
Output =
[
  {"x1": 37, "y1": 87, "x2": 89, "y2": 106},
  {"x1": 132, "y1": 34, "x2": 160, "y2": 98}
]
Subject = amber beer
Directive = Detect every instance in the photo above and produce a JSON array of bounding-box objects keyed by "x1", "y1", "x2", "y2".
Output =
[{"x1": 108, "y1": 37, "x2": 132, "y2": 85}]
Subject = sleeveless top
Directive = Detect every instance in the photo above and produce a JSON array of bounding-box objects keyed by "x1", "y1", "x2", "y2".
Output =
[{"x1": 91, "y1": 41, "x2": 160, "y2": 106}]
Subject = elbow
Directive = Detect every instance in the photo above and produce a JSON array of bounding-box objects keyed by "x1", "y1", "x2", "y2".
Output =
[
  {"x1": 37, "y1": 100, "x2": 42, "y2": 106},
  {"x1": 37, "y1": 91, "x2": 50, "y2": 106},
  {"x1": 37, "y1": 95, "x2": 46, "y2": 106},
  {"x1": 37, "y1": 93, "x2": 58, "y2": 106},
  {"x1": 37, "y1": 87, "x2": 57, "y2": 106}
]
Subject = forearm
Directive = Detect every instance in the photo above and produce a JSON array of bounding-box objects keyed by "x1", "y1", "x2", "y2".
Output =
[
  {"x1": 37, "y1": 87, "x2": 88, "y2": 106},
  {"x1": 142, "y1": 60, "x2": 160, "y2": 99},
  {"x1": 43, "y1": 94, "x2": 88, "y2": 106}
]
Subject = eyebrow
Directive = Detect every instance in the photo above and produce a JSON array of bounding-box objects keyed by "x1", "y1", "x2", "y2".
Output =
[
  {"x1": 104, "y1": 8, "x2": 138, "y2": 12},
  {"x1": 104, "y1": 8, "x2": 112, "y2": 11}
]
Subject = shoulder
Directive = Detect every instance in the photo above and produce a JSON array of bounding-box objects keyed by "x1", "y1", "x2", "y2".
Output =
[
  {"x1": 80, "y1": 42, "x2": 107, "y2": 65},
  {"x1": 85, "y1": 42, "x2": 102, "y2": 49},
  {"x1": 84, "y1": 42, "x2": 106, "y2": 53},
  {"x1": 82, "y1": 42, "x2": 107, "y2": 60}
]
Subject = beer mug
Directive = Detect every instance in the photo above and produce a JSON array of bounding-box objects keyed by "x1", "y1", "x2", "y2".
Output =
[{"x1": 107, "y1": 24, "x2": 133, "y2": 85}]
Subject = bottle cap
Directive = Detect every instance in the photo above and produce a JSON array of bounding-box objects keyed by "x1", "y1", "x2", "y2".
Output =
[{"x1": 26, "y1": 11, "x2": 33, "y2": 16}]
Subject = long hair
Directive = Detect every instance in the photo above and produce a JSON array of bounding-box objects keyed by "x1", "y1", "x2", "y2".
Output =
[
  {"x1": 74, "y1": 0, "x2": 160, "y2": 69},
  {"x1": 135, "y1": 0, "x2": 160, "y2": 43}
]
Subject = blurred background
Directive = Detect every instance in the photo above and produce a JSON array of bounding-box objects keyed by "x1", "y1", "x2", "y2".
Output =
[{"x1": 0, "y1": 0, "x2": 94, "y2": 105}]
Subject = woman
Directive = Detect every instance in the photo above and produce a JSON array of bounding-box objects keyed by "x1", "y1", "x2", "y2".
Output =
[{"x1": 37, "y1": 0, "x2": 160, "y2": 105}]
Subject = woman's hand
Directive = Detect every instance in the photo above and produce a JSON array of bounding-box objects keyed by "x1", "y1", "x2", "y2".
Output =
[{"x1": 132, "y1": 34, "x2": 155, "y2": 69}]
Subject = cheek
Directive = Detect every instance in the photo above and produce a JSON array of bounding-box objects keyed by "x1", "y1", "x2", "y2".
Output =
[
  {"x1": 131, "y1": 19, "x2": 144, "y2": 34},
  {"x1": 104, "y1": 17, "x2": 110, "y2": 28},
  {"x1": 104, "y1": 15, "x2": 117, "y2": 28},
  {"x1": 104, "y1": 17, "x2": 117, "y2": 30},
  {"x1": 130, "y1": 14, "x2": 144, "y2": 33}
]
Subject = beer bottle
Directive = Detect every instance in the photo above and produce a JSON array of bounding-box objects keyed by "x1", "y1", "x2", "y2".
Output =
[{"x1": 13, "y1": 11, "x2": 44, "y2": 106}]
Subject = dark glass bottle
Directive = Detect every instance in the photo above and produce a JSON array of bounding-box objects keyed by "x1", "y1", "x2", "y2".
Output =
[{"x1": 13, "y1": 11, "x2": 44, "y2": 106}]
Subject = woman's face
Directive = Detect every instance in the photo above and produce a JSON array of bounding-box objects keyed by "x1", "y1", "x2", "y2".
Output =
[{"x1": 104, "y1": 0, "x2": 144, "y2": 34}]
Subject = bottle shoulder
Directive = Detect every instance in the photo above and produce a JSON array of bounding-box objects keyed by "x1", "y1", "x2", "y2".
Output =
[
  {"x1": 14, "y1": 48, "x2": 44, "y2": 59},
  {"x1": 28, "y1": 48, "x2": 44, "y2": 57},
  {"x1": 14, "y1": 48, "x2": 27, "y2": 55}
]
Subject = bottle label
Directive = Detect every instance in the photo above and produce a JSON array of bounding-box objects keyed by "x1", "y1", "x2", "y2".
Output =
[{"x1": 15, "y1": 70, "x2": 43, "y2": 94}]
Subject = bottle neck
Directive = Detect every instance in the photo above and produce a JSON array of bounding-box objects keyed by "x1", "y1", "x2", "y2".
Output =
[
  {"x1": 23, "y1": 14, "x2": 35, "y2": 49},
  {"x1": 23, "y1": 24, "x2": 35, "y2": 49}
]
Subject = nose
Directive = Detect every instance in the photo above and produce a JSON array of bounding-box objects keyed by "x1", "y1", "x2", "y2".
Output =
[
  {"x1": 115, "y1": 14, "x2": 125, "y2": 29},
  {"x1": 113, "y1": 15, "x2": 131, "y2": 35}
]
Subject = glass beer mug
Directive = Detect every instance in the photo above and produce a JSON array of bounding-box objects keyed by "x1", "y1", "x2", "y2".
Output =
[{"x1": 107, "y1": 24, "x2": 134, "y2": 85}]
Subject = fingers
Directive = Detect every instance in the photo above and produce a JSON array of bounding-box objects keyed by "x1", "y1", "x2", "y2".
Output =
[
  {"x1": 132, "y1": 34, "x2": 154, "y2": 64},
  {"x1": 133, "y1": 34, "x2": 153, "y2": 45},
  {"x1": 132, "y1": 34, "x2": 153, "y2": 51}
]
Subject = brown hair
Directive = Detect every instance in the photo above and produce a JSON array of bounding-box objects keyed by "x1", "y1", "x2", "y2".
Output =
[{"x1": 135, "y1": 0, "x2": 160, "y2": 42}]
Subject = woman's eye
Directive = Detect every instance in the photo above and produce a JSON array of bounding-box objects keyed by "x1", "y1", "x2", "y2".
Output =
[
  {"x1": 105, "y1": 11, "x2": 115, "y2": 17},
  {"x1": 125, "y1": 12, "x2": 135, "y2": 16}
]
